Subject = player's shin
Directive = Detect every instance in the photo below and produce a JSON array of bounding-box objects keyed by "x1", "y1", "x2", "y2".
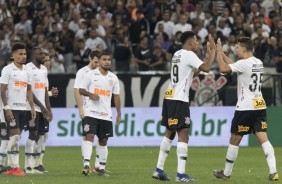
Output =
[
  {"x1": 0, "y1": 140, "x2": 9, "y2": 166},
  {"x1": 224, "y1": 144, "x2": 239, "y2": 176},
  {"x1": 262, "y1": 141, "x2": 277, "y2": 174},
  {"x1": 176, "y1": 142, "x2": 188, "y2": 174},
  {"x1": 94, "y1": 144, "x2": 100, "y2": 169},
  {"x1": 156, "y1": 137, "x2": 172, "y2": 170},
  {"x1": 99, "y1": 145, "x2": 108, "y2": 170},
  {"x1": 8, "y1": 135, "x2": 20, "y2": 168},
  {"x1": 83, "y1": 141, "x2": 93, "y2": 166},
  {"x1": 25, "y1": 139, "x2": 35, "y2": 169}
]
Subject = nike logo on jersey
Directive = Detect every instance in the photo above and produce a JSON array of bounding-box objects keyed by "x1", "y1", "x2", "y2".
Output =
[
  {"x1": 106, "y1": 133, "x2": 111, "y2": 136},
  {"x1": 141, "y1": 49, "x2": 150, "y2": 55}
]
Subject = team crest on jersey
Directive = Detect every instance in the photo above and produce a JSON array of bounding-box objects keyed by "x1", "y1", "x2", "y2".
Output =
[
  {"x1": 84, "y1": 124, "x2": 90, "y2": 132},
  {"x1": 185, "y1": 117, "x2": 190, "y2": 125},
  {"x1": 29, "y1": 120, "x2": 35, "y2": 127},
  {"x1": 191, "y1": 74, "x2": 227, "y2": 106},
  {"x1": 10, "y1": 119, "x2": 16, "y2": 127},
  {"x1": 1, "y1": 128, "x2": 7, "y2": 136}
]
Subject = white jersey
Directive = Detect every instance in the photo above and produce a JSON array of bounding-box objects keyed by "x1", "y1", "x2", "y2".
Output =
[
  {"x1": 1, "y1": 63, "x2": 31, "y2": 110},
  {"x1": 164, "y1": 49, "x2": 203, "y2": 102},
  {"x1": 229, "y1": 56, "x2": 266, "y2": 111},
  {"x1": 73, "y1": 66, "x2": 92, "y2": 108},
  {"x1": 80, "y1": 69, "x2": 120, "y2": 121},
  {"x1": 26, "y1": 62, "x2": 48, "y2": 112}
]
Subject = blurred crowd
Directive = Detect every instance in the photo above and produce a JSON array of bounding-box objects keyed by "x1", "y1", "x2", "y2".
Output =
[{"x1": 0, "y1": 0, "x2": 282, "y2": 74}]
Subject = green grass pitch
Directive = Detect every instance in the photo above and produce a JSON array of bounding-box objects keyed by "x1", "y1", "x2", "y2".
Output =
[{"x1": 0, "y1": 147, "x2": 281, "y2": 184}]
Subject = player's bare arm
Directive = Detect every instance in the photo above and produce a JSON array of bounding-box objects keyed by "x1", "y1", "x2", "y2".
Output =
[
  {"x1": 74, "y1": 88, "x2": 85, "y2": 119},
  {"x1": 27, "y1": 84, "x2": 37, "y2": 120},
  {"x1": 1, "y1": 83, "x2": 14, "y2": 122},
  {"x1": 45, "y1": 88, "x2": 53, "y2": 122},
  {"x1": 199, "y1": 34, "x2": 216, "y2": 72},
  {"x1": 221, "y1": 52, "x2": 234, "y2": 65},
  {"x1": 79, "y1": 88, "x2": 99, "y2": 101},
  {"x1": 216, "y1": 38, "x2": 232, "y2": 73},
  {"x1": 114, "y1": 94, "x2": 121, "y2": 125}
]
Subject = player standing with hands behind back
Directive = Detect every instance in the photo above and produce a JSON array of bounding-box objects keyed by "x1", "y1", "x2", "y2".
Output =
[
  {"x1": 79, "y1": 51, "x2": 121, "y2": 177},
  {"x1": 152, "y1": 31, "x2": 216, "y2": 182},
  {"x1": 213, "y1": 37, "x2": 279, "y2": 181}
]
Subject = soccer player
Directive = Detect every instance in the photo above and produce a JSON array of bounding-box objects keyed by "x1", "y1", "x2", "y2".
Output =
[
  {"x1": 25, "y1": 47, "x2": 52, "y2": 174},
  {"x1": 0, "y1": 77, "x2": 10, "y2": 173},
  {"x1": 79, "y1": 51, "x2": 121, "y2": 176},
  {"x1": 152, "y1": 31, "x2": 216, "y2": 182},
  {"x1": 213, "y1": 38, "x2": 279, "y2": 181},
  {"x1": 1, "y1": 42, "x2": 36, "y2": 176},
  {"x1": 74, "y1": 49, "x2": 101, "y2": 175}
]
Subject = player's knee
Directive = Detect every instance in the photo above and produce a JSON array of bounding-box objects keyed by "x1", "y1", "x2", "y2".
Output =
[
  {"x1": 98, "y1": 138, "x2": 108, "y2": 146},
  {"x1": 85, "y1": 134, "x2": 94, "y2": 142},
  {"x1": 28, "y1": 130, "x2": 38, "y2": 140}
]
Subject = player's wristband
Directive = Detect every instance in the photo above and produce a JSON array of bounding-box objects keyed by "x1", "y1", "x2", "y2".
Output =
[
  {"x1": 3, "y1": 105, "x2": 11, "y2": 110},
  {"x1": 48, "y1": 91, "x2": 52, "y2": 97}
]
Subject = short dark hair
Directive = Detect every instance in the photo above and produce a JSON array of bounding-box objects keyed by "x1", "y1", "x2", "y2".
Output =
[
  {"x1": 44, "y1": 52, "x2": 49, "y2": 57},
  {"x1": 89, "y1": 49, "x2": 101, "y2": 59},
  {"x1": 12, "y1": 42, "x2": 26, "y2": 53},
  {"x1": 180, "y1": 31, "x2": 196, "y2": 45},
  {"x1": 237, "y1": 37, "x2": 254, "y2": 51},
  {"x1": 99, "y1": 51, "x2": 110, "y2": 58},
  {"x1": 32, "y1": 46, "x2": 42, "y2": 54}
]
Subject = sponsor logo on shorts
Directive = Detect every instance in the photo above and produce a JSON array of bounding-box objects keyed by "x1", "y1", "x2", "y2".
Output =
[
  {"x1": 261, "y1": 122, "x2": 267, "y2": 129},
  {"x1": 84, "y1": 124, "x2": 90, "y2": 132},
  {"x1": 238, "y1": 125, "x2": 250, "y2": 132},
  {"x1": 1, "y1": 128, "x2": 7, "y2": 136},
  {"x1": 168, "y1": 118, "x2": 178, "y2": 126},
  {"x1": 185, "y1": 117, "x2": 190, "y2": 125}
]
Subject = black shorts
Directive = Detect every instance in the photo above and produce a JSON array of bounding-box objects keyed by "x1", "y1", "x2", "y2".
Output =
[
  {"x1": 231, "y1": 109, "x2": 267, "y2": 135},
  {"x1": 161, "y1": 99, "x2": 191, "y2": 129},
  {"x1": 4, "y1": 110, "x2": 27, "y2": 130},
  {"x1": 0, "y1": 122, "x2": 9, "y2": 140},
  {"x1": 81, "y1": 118, "x2": 86, "y2": 136},
  {"x1": 38, "y1": 112, "x2": 49, "y2": 133},
  {"x1": 83, "y1": 116, "x2": 113, "y2": 139},
  {"x1": 25, "y1": 111, "x2": 39, "y2": 131}
]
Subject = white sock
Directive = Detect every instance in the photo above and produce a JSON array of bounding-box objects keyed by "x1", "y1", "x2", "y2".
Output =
[
  {"x1": 25, "y1": 138, "x2": 35, "y2": 168},
  {"x1": 177, "y1": 142, "x2": 188, "y2": 174},
  {"x1": 83, "y1": 141, "x2": 93, "y2": 166},
  {"x1": 224, "y1": 144, "x2": 239, "y2": 176},
  {"x1": 8, "y1": 135, "x2": 20, "y2": 168},
  {"x1": 157, "y1": 137, "x2": 172, "y2": 170},
  {"x1": 95, "y1": 143, "x2": 100, "y2": 168},
  {"x1": 99, "y1": 145, "x2": 108, "y2": 170},
  {"x1": 81, "y1": 140, "x2": 86, "y2": 158},
  {"x1": 0, "y1": 140, "x2": 9, "y2": 166},
  {"x1": 262, "y1": 141, "x2": 277, "y2": 174},
  {"x1": 44, "y1": 133, "x2": 48, "y2": 143},
  {"x1": 38, "y1": 135, "x2": 45, "y2": 166}
]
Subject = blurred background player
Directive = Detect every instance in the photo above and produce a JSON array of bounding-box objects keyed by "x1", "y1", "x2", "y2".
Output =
[
  {"x1": 79, "y1": 52, "x2": 121, "y2": 177},
  {"x1": 73, "y1": 49, "x2": 101, "y2": 175},
  {"x1": 1, "y1": 42, "x2": 36, "y2": 176}
]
